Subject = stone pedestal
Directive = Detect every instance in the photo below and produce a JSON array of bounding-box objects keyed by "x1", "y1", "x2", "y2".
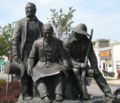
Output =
[{"x1": 16, "y1": 95, "x2": 120, "y2": 103}]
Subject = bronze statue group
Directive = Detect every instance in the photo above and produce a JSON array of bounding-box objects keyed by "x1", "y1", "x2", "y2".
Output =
[{"x1": 9, "y1": 2, "x2": 115, "y2": 103}]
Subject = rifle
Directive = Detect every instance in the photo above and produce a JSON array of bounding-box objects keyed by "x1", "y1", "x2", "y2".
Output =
[{"x1": 80, "y1": 29, "x2": 93, "y2": 99}]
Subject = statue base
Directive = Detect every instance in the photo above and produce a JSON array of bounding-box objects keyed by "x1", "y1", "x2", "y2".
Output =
[{"x1": 16, "y1": 95, "x2": 120, "y2": 103}]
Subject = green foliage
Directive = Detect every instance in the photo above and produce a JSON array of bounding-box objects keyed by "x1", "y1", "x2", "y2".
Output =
[
  {"x1": 0, "y1": 79, "x2": 6, "y2": 85},
  {"x1": 0, "y1": 23, "x2": 14, "y2": 56},
  {"x1": 48, "y1": 7, "x2": 76, "y2": 38}
]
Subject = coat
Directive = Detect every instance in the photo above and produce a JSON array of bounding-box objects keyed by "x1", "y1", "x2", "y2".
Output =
[
  {"x1": 28, "y1": 37, "x2": 68, "y2": 82},
  {"x1": 12, "y1": 17, "x2": 43, "y2": 59},
  {"x1": 64, "y1": 34, "x2": 98, "y2": 69},
  {"x1": 11, "y1": 17, "x2": 43, "y2": 76}
]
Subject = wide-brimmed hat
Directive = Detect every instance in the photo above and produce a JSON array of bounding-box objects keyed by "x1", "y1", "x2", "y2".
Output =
[
  {"x1": 72, "y1": 23, "x2": 89, "y2": 36},
  {"x1": 4, "y1": 62, "x2": 22, "y2": 76}
]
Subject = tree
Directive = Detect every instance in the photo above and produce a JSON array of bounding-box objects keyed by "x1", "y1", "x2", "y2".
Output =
[
  {"x1": 0, "y1": 23, "x2": 14, "y2": 56},
  {"x1": 48, "y1": 7, "x2": 76, "y2": 39}
]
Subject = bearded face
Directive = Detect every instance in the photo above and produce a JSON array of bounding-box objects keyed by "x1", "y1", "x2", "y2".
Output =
[
  {"x1": 25, "y1": 3, "x2": 36, "y2": 18},
  {"x1": 43, "y1": 23, "x2": 54, "y2": 39}
]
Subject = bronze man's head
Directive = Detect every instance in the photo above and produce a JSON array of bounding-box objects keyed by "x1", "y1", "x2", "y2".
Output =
[
  {"x1": 25, "y1": 2, "x2": 36, "y2": 18},
  {"x1": 43, "y1": 23, "x2": 54, "y2": 38},
  {"x1": 72, "y1": 23, "x2": 89, "y2": 40}
]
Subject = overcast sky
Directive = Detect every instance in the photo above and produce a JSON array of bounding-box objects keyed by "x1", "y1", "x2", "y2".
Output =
[{"x1": 0, "y1": 0, "x2": 120, "y2": 41}]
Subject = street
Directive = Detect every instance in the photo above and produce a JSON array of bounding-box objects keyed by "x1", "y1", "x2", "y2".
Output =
[{"x1": 87, "y1": 79, "x2": 120, "y2": 97}]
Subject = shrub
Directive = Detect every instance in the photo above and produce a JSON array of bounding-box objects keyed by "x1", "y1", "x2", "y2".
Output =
[
  {"x1": 0, "y1": 94, "x2": 17, "y2": 103},
  {"x1": 0, "y1": 79, "x2": 20, "y2": 103}
]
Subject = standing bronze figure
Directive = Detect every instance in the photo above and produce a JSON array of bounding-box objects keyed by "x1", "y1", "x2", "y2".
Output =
[
  {"x1": 11, "y1": 2, "x2": 43, "y2": 100},
  {"x1": 27, "y1": 23, "x2": 70, "y2": 103},
  {"x1": 65, "y1": 23, "x2": 114, "y2": 100}
]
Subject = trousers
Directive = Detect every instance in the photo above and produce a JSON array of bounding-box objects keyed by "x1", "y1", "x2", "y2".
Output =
[{"x1": 36, "y1": 73, "x2": 64, "y2": 99}]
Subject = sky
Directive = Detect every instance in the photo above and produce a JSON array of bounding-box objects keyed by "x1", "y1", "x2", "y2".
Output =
[{"x1": 0, "y1": 0, "x2": 120, "y2": 41}]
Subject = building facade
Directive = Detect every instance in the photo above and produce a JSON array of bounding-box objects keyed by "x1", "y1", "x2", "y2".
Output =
[{"x1": 93, "y1": 39, "x2": 120, "y2": 79}]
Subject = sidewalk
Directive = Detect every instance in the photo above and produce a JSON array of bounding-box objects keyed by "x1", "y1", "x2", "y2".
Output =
[
  {"x1": 0, "y1": 73, "x2": 8, "y2": 79},
  {"x1": 106, "y1": 79, "x2": 120, "y2": 85},
  {"x1": 0, "y1": 73, "x2": 12, "y2": 81},
  {"x1": 103, "y1": 76, "x2": 120, "y2": 85},
  {"x1": 92, "y1": 78, "x2": 120, "y2": 86}
]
